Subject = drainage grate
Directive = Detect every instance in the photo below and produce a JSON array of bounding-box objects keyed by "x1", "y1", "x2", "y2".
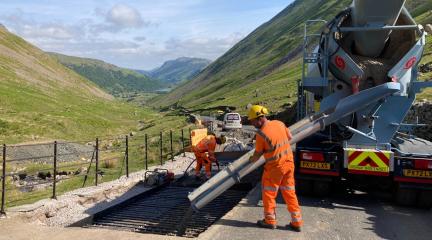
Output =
[{"x1": 90, "y1": 185, "x2": 250, "y2": 238}]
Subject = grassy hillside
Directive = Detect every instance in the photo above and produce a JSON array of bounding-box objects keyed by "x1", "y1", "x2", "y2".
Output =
[
  {"x1": 0, "y1": 26, "x2": 165, "y2": 144},
  {"x1": 147, "y1": 57, "x2": 211, "y2": 86},
  {"x1": 406, "y1": 0, "x2": 432, "y2": 25},
  {"x1": 417, "y1": 34, "x2": 432, "y2": 99},
  {"x1": 50, "y1": 52, "x2": 164, "y2": 96},
  {"x1": 151, "y1": 0, "x2": 432, "y2": 114}
]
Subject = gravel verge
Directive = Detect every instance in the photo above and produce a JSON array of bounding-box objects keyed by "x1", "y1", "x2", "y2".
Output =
[{"x1": 5, "y1": 152, "x2": 196, "y2": 227}]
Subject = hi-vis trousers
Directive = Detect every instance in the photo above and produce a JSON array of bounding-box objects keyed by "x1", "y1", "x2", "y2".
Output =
[
  {"x1": 261, "y1": 161, "x2": 303, "y2": 227},
  {"x1": 194, "y1": 151, "x2": 212, "y2": 178}
]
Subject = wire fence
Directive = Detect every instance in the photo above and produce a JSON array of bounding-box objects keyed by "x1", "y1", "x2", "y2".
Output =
[{"x1": 0, "y1": 128, "x2": 193, "y2": 214}]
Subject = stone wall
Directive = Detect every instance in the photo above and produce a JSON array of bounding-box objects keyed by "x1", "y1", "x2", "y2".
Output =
[{"x1": 404, "y1": 100, "x2": 432, "y2": 141}]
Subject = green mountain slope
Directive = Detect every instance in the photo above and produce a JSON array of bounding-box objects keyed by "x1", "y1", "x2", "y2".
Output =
[
  {"x1": 50, "y1": 52, "x2": 164, "y2": 95},
  {"x1": 0, "y1": 26, "x2": 157, "y2": 143},
  {"x1": 146, "y1": 57, "x2": 211, "y2": 86},
  {"x1": 151, "y1": 0, "x2": 432, "y2": 114}
]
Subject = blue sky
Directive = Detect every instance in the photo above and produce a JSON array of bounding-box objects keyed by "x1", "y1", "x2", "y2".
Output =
[{"x1": 0, "y1": 0, "x2": 292, "y2": 69}]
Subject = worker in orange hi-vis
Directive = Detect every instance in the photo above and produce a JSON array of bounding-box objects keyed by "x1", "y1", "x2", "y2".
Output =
[
  {"x1": 193, "y1": 135, "x2": 226, "y2": 180},
  {"x1": 248, "y1": 105, "x2": 303, "y2": 232}
]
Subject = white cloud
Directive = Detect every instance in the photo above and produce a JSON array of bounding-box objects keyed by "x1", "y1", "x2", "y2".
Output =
[
  {"x1": 1, "y1": 10, "x2": 80, "y2": 41},
  {"x1": 91, "y1": 33, "x2": 245, "y2": 69},
  {"x1": 21, "y1": 23, "x2": 76, "y2": 40},
  {"x1": 0, "y1": 3, "x2": 249, "y2": 69},
  {"x1": 164, "y1": 33, "x2": 245, "y2": 59},
  {"x1": 106, "y1": 4, "x2": 145, "y2": 28},
  {"x1": 45, "y1": 39, "x2": 141, "y2": 55},
  {"x1": 91, "y1": 4, "x2": 152, "y2": 34}
]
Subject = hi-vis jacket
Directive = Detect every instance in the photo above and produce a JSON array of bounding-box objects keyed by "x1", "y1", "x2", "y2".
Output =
[
  {"x1": 195, "y1": 135, "x2": 217, "y2": 160},
  {"x1": 255, "y1": 120, "x2": 293, "y2": 169}
]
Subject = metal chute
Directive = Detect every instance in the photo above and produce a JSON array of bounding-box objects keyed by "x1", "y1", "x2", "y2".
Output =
[{"x1": 189, "y1": 83, "x2": 401, "y2": 210}]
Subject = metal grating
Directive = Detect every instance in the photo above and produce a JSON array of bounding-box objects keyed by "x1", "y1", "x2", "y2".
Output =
[{"x1": 90, "y1": 186, "x2": 249, "y2": 238}]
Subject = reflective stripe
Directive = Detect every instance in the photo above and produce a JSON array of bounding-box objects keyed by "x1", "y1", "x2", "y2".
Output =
[
  {"x1": 266, "y1": 149, "x2": 291, "y2": 162},
  {"x1": 262, "y1": 186, "x2": 278, "y2": 192},
  {"x1": 290, "y1": 211, "x2": 301, "y2": 216},
  {"x1": 291, "y1": 217, "x2": 302, "y2": 223},
  {"x1": 280, "y1": 186, "x2": 295, "y2": 191},
  {"x1": 257, "y1": 126, "x2": 292, "y2": 162},
  {"x1": 256, "y1": 130, "x2": 273, "y2": 149},
  {"x1": 263, "y1": 139, "x2": 291, "y2": 153}
]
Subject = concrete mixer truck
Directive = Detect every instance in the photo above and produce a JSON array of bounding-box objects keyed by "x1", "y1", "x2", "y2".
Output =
[{"x1": 188, "y1": 0, "x2": 432, "y2": 210}]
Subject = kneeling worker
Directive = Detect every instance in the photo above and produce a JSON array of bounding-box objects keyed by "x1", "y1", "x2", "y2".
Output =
[
  {"x1": 193, "y1": 134, "x2": 226, "y2": 180},
  {"x1": 248, "y1": 105, "x2": 303, "y2": 232}
]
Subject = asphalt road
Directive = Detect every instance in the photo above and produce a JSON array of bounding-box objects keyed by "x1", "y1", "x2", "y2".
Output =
[{"x1": 200, "y1": 184, "x2": 432, "y2": 240}]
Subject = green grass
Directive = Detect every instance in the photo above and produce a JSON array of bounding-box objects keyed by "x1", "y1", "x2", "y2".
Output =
[{"x1": 0, "y1": 80, "x2": 159, "y2": 143}]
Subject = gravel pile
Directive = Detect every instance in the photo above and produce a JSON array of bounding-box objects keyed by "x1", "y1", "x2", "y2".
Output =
[
  {"x1": 227, "y1": 129, "x2": 255, "y2": 139},
  {"x1": 8, "y1": 152, "x2": 196, "y2": 227}
]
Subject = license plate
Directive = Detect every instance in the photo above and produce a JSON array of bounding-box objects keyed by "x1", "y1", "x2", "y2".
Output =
[
  {"x1": 300, "y1": 161, "x2": 331, "y2": 170},
  {"x1": 403, "y1": 169, "x2": 432, "y2": 178}
]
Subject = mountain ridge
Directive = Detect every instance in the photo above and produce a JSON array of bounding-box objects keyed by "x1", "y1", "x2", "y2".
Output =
[
  {"x1": 142, "y1": 57, "x2": 211, "y2": 86},
  {"x1": 49, "y1": 52, "x2": 164, "y2": 95}
]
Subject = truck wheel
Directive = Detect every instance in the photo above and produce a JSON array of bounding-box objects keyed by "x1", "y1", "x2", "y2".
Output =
[
  {"x1": 417, "y1": 190, "x2": 432, "y2": 209},
  {"x1": 313, "y1": 180, "x2": 331, "y2": 197},
  {"x1": 396, "y1": 187, "x2": 417, "y2": 206},
  {"x1": 296, "y1": 179, "x2": 313, "y2": 196}
]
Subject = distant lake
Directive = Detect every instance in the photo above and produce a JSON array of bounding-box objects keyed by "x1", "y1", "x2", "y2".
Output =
[{"x1": 155, "y1": 88, "x2": 172, "y2": 94}]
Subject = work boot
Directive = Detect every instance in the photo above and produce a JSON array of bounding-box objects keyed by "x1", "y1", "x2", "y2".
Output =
[
  {"x1": 286, "y1": 223, "x2": 301, "y2": 232},
  {"x1": 257, "y1": 219, "x2": 276, "y2": 229}
]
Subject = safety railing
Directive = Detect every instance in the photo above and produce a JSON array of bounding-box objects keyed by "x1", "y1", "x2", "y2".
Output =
[{"x1": 0, "y1": 128, "x2": 194, "y2": 216}]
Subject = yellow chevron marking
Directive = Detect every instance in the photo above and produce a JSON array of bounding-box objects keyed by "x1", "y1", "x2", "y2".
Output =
[{"x1": 347, "y1": 150, "x2": 390, "y2": 173}]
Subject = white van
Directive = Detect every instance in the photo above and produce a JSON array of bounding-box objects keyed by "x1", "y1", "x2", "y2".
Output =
[{"x1": 223, "y1": 112, "x2": 242, "y2": 130}]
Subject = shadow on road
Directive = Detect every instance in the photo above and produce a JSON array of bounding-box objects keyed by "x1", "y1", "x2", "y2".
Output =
[{"x1": 288, "y1": 185, "x2": 432, "y2": 240}]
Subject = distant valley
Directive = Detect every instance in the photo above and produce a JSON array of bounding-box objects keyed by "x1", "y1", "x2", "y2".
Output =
[
  {"x1": 51, "y1": 53, "x2": 211, "y2": 96},
  {"x1": 140, "y1": 57, "x2": 211, "y2": 87},
  {"x1": 49, "y1": 53, "x2": 163, "y2": 96}
]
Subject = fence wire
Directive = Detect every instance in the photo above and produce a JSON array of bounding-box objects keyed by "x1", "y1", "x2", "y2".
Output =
[{"x1": 0, "y1": 128, "x2": 193, "y2": 211}]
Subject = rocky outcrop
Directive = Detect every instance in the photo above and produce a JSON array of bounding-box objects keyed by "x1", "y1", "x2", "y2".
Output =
[
  {"x1": 419, "y1": 62, "x2": 432, "y2": 74},
  {"x1": 404, "y1": 100, "x2": 432, "y2": 141}
]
